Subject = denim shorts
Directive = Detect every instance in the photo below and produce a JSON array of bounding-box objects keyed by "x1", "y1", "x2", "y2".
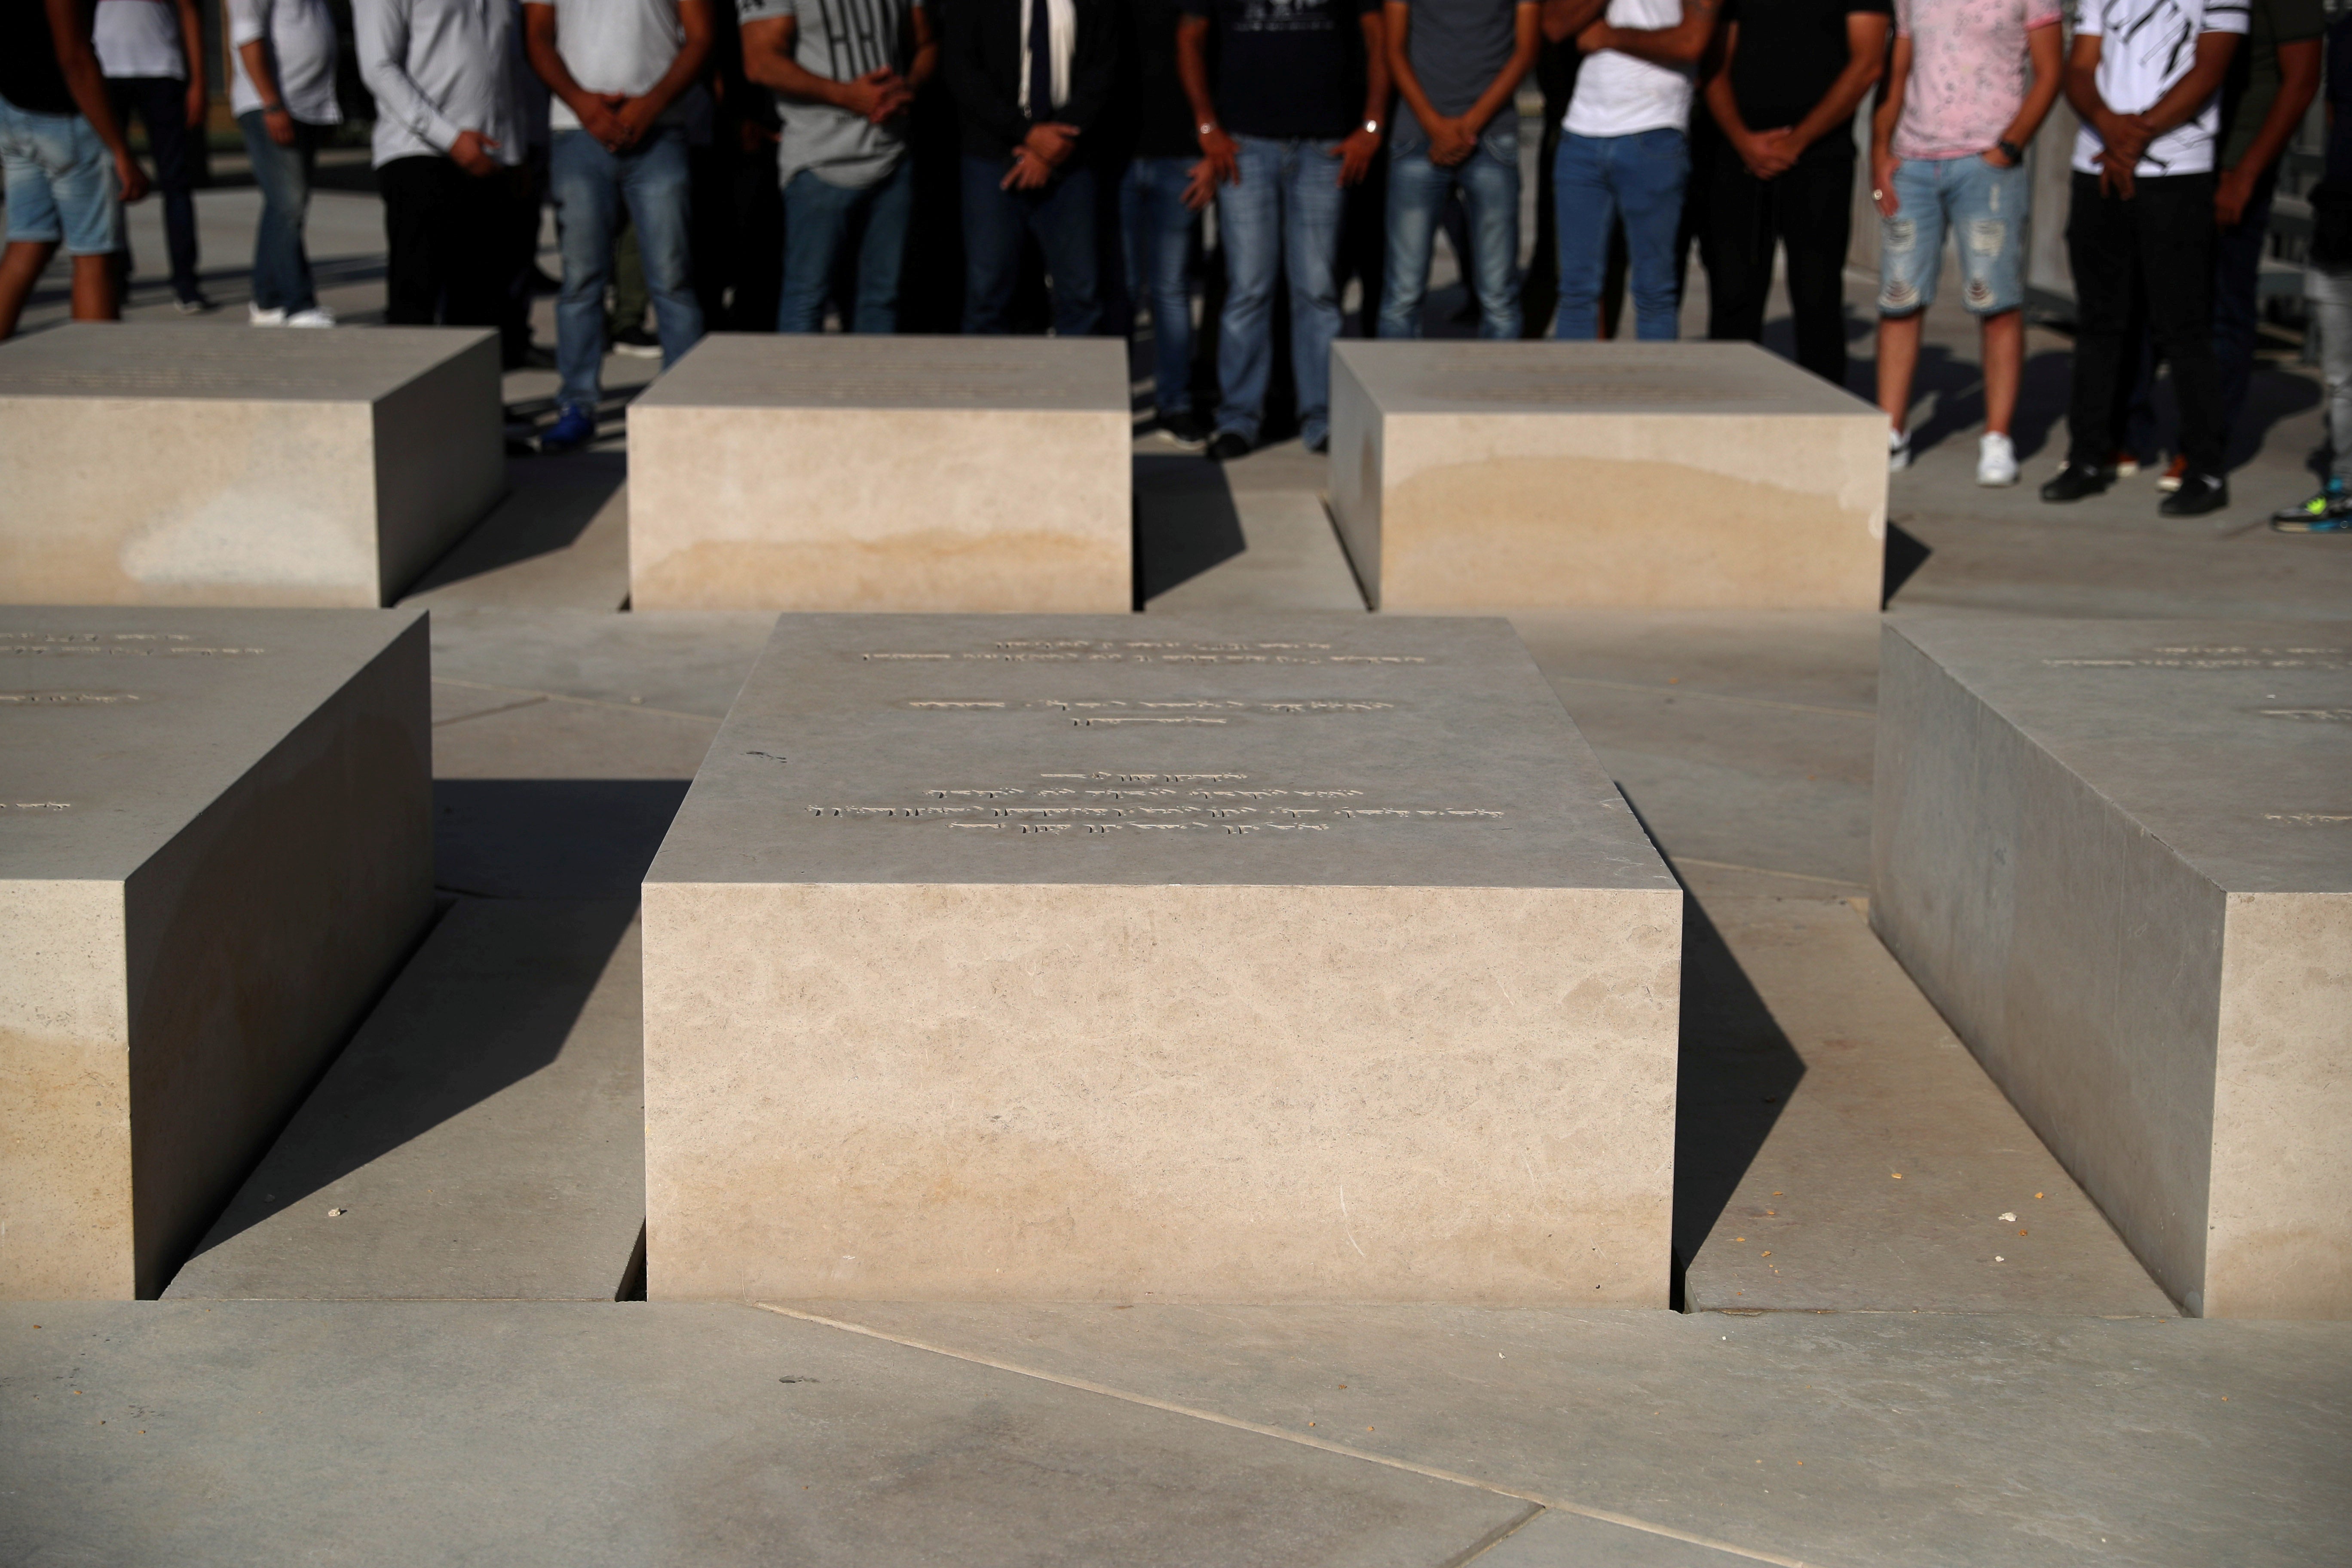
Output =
[
  {"x1": 0, "y1": 92, "x2": 124, "y2": 254},
  {"x1": 1877, "y1": 152, "x2": 2026, "y2": 317}
]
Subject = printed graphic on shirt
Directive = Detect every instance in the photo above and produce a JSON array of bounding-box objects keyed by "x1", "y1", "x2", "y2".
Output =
[
  {"x1": 2072, "y1": 0, "x2": 2251, "y2": 176},
  {"x1": 1234, "y1": 0, "x2": 1337, "y2": 34}
]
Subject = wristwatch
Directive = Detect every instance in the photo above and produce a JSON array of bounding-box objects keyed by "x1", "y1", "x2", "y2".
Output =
[
  {"x1": 1363, "y1": 117, "x2": 1382, "y2": 136},
  {"x1": 1197, "y1": 120, "x2": 1219, "y2": 138},
  {"x1": 1996, "y1": 138, "x2": 2024, "y2": 165}
]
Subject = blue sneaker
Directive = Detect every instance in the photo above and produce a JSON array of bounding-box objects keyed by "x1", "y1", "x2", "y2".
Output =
[
  {"x1": 539, "y1": 405, "x2": 596, "y2": 454},
  {"x1": 2272, "y1": 478, "x2": 2352, "y2": 532}
]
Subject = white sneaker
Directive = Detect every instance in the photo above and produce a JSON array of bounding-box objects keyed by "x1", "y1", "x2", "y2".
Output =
[
  {"x1": 1888, "y1": 426, "x2": 1912, "y2": 473},
  {"x1": 284, "y1": 306, "x2": 337, "y2": 328},
  {"x1": 248, "y1": 303, "x2": 286, "y2": 326},
  {"x1": 1977, "y1": 431, "x2": 2019, "y2": 487}
]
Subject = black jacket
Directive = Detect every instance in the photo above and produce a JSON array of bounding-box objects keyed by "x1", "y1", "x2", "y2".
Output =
[{"x1": 938, "y1": 0, "x2": 1118, "y2": 159}]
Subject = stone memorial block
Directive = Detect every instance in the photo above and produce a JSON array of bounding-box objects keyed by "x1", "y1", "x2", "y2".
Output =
[
  {"x1": 626, "y1": 335, "x2": 1131, "y2": 612},
  {"x1": 1872, "y1": 615, "x2": 2352, "y2": 1318},
  {"x1": 0, "y1": 609, "x2": 432, "y2": 1298},
  {"x1": 1328, "y1": 342, "x2": 1886, "y2": 610},
  {"x1": 643, "y1": 613, "x2": 1681, "y2": 1303},
  {"x1": 0, "y1": 325, "x2": 502, "y2": 608}
]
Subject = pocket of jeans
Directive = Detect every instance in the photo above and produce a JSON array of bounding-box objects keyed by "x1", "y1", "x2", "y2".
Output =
[{"x1": 1480, "y1": 121, "x2": 1520, "y2": 165}]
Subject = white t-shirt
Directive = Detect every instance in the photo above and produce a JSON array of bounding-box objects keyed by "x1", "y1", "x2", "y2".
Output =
[
  {"x1": 1564, "y1": 0, "x2": 1694, "y2": 138},
  {"x1": 95, "y1": 0, "x2": 187, "y2": 80},
  {"x1": 527, "y1": 0, "x2": 701, "y2": 131},
  {"x1": 227, "y1": 0, "x2": 346, "y2": 123},
  {"x1": 2070, "y1": 0, "x2": 2251, "y2": 177}
]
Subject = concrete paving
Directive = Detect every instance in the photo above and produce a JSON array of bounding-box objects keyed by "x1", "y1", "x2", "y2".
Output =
[{"x1": 165, "y1": 900, "x2": 646, "y2": 1302}]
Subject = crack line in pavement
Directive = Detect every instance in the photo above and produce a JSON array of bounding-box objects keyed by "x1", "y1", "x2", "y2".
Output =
[
  {"x1": 1542, "y1": 675, "x2": 1874, "y2": 720},
  {"x1": 429, "y1": 676, "x2": 722, "y2": 723},
  {"x1": 1438, "y1": 1501, "x2": 1546, "y2": 1567},
  {"x1": 432, "y1": 695, "x2": 548, "y2": 728},
  {"x1": 754, "y1": 1302, "x2": 1816, "y2": 1568}
]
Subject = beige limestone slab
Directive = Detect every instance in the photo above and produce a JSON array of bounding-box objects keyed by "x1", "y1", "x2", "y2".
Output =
[
  {"x1": 625, "y1": 335, "x2": 1132, "y2": 612},
  {"x1": 0, "y1": 324, "x2": 503, "y2": 607},
  {"x1": 0, "y1": 609, "x2": 433, "y2": 1298},
  {"x1": 1327, "y1": 342, "x2": 1886, "y2": 610},
  {"x1": 1871, "y1": 614, "x2": 2352, "y2": 1318},
  {"x1": 643, "y1": 613, "x2": 1680, "y2": 1304}
]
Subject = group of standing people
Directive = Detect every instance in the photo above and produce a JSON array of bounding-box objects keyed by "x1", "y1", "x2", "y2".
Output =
[{"x1": 0, "y1": 0, "x2": 2347, "y2": 525}]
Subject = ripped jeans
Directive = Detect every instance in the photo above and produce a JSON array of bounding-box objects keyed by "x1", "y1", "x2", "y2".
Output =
[{"x1": 1876, "y1": 151, "x2": 2027, "y2": 317}]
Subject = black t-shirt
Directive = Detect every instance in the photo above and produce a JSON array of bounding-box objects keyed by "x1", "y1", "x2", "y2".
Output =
[
  {"x1": 1179, "y1": 0, "x2": 1382, "y2": 141},
  {"x1": 1722, "y1": 0, "x2": 1890, "y2": 131},
  {"x1": 1, "y1": 0, "x2": 77, "y2": 115},
  {"x1": 1127, "y1": 0, "x2": 1201, "y2": 157}
]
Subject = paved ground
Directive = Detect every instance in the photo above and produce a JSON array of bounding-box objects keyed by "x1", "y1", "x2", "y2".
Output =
[{"x1": 5, "y1": 167, "x2": 2350, "y2": 1565}]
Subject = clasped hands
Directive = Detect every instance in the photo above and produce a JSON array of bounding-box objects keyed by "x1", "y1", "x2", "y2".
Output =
[
  {"x1": 573, "y1": 92, "x2": 670, "y2": 153},
  {"x1": 1004, "y1": 121, "x2": 1081, "y2": 189},
  {"x1": 2093, "y1": 109, "x2": 2155, "y2": 199}
]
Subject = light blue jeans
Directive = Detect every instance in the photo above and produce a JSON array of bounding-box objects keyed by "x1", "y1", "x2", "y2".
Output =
[
  {"x1": 1215, "y1": 135, "x2": 1347, "y2": 447},
  {"x1": 1378, "y1": 120, "x2": 1521, "y2": 339},
  {"x1": 550, "y1": 126, "x2": 702, "y2": 413},
  {"x1": 0, "y1": 92, "x2": 122, "y2": 254},
  {"x1": 1553, "y1": 127, "x2": 1687, "y2": 341},
  {"x1": 779, "y1": 159, "x2": 913, "y2": 333},
  {"x1": 1123, "y1": 155, "x2": 1198, "y2": 414},
  {"x1": 1877, "y1": 151, "x2": 2027, "y2": 316}
]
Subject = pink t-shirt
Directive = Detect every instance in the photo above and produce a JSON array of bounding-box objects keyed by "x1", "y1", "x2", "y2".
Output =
[{"x1": 1893, "y1": 0, "x2": 2060, "y2": 159}]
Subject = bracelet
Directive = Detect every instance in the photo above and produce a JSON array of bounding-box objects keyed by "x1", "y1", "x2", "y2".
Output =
[{"x1": 262, "y1": 101, "x2": 285, "y2": 113}]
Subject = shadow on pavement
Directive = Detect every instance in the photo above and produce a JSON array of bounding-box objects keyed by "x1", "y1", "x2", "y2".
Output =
[
  {"x1": 435, "y1": 778, "x2": 691, "y2": 899},
  {"x1": 1134, "y1": 453, "x2": 1246, "y2": 604}
]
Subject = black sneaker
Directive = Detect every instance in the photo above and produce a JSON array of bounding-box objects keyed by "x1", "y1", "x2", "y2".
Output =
[
  {"x1": 1159, "y1": 408, "x2": 1212, "y2": 447},
  {"x1": 2159, "y1": 473, "x2": 2228, "y2": 516},
  {"x1": 1206, "y1": 430, "x2": 1251, "y2": 462},
  {"x1": 2040, "y1": 462, "x2": 2115, "y2": 502},
  {"x1": 611, "y1": 324, "x2": 662, "y2": 358}
]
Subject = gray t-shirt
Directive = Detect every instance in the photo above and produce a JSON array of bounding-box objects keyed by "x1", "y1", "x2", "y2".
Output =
[
  {"x1": 738, "y1": 0, "x2": 916, "y2": 187},
  {"x1": 1400, "y1": 0, "x2": 1520, "y2": 119}
]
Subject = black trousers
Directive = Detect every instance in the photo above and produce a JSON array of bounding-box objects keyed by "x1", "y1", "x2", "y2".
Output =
[
  {"x1": 380, "y1": 154, "x2": 511, "y2": 328},
  {"x1": 2070, "y1": 170, "x2": 2223, "y2": 473},
  {"x1": 106, "y1": 76, "x2": 200, "y2": 297},
  {"x1": 1705, "y1": 137, "x2": 1854, "y2": 388}
]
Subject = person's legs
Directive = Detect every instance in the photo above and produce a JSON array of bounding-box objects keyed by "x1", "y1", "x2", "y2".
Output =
[
  {"x1": 1874, "y1": 155, "x2": 1946, "y2": 429},
  {"x1": 2310, "y1": 268, "x2": 2352, "y2": 488},
  {"x1": 1026, "y1": 162, "x2": 1101, "y2": 336},
  {"x1": 2210, "y1": 162, "x2": 2277, "y2": 451},
  {"x1": 1945, "y1": 151, "x2": 2027, "y2": 437},
  {"x1": 2134, "y1": 172, "x2": 2224, "y2": 478},
  {"x1": 377, "y1": 155, "x2": 443, "y2": 324},
  {"x1": 1212, "y1": 135, "x2": 1284, "y2": 442},
  {"x1": 549, "y1": 130, "x2": 621, "y2": 412},
  {"x1": 1283, "y1": 139, "x2": 1347, "y2": 448},
  {"x1": 1130, "y1": 156, "x2": 1196, "y2": 413},
  {"x1": 778, "y1": 168, "x2": 857, "y2": 331},
  {"x1": 848, "y1": 158, "x2": 914, "y2": 333},
  {"x1": 1459, "y1": 122, "x2": 1522, "y2": 339},
  {"x1": 1551, "y1": 133, "x2": 1615, "y2": 340},
  {"x1": 1703, "y1": 148, "x2": 1771, "y2": 344},
  {"x1": 1780, "y1": 141, "x2": 1854, "y2": 386},
  {"x1": 1377, "y1": 144, "x2": 1447, "y2": 339},
  {"x1": 619, "y1": 127, "x2": 704, "y2": 367},
  {"x1": 138, "y1": 77, "x2": 200, "y2": 300},
  {"x1": 959, "y1": 155, "x2": 1026, "y2": 332},
  {"x1": 239, "y1": 111, "x2": 322, "y2": 312},
  {"x1": 37, "y1": 109, "x2": 126, "y2": 320},
  {"x1": 1612, "y1": 127, "x2": 1688, "y2": 341},
  {"x1": 2061, "y1": 168, "x2": 2135, "y2": 469},
  {"x1": 1, "y1": 101, "x2": 71, "y2": 337}
]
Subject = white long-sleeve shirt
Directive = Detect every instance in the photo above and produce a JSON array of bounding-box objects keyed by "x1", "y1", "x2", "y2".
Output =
[
  {"x1": 355, "y1": 0, "x2": 526, "y2": 168},
  {"x1": 227, "y1": 0, "x2": 345, "y2": 123}
]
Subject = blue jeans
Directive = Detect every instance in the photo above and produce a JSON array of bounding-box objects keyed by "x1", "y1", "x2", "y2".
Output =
[
  {"x1": 778, "y1": 159, "x2": 913, "y2": 333},
  {"x1": 1123, "y1": 155, "x2": 1197, "y2": 413},
  {"x1": 960, "y1": 155, "x2": 1099, "y2": 335},
  {"x1": 0, "y1": 92, "x2": 122, "y2": 254},
  {"x1": 238, "y1": 109, "x2": 322, "y2": 312},
  {"x1": 1378, "y1": 122, "x2": 1520, "y2": 339},
  {"x1": 1876, "y1": 152, "x2": 2027, "y2": 316},
  {"x1": 1553, "y1": 128, "x2": 1687, "y2": 341},
  {"x1": 550, "y1": 126, "x2": 703, "y2": 413},
  {"x1": 1216, "y1": 134, "x2": 1347, "y2": 446}
]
